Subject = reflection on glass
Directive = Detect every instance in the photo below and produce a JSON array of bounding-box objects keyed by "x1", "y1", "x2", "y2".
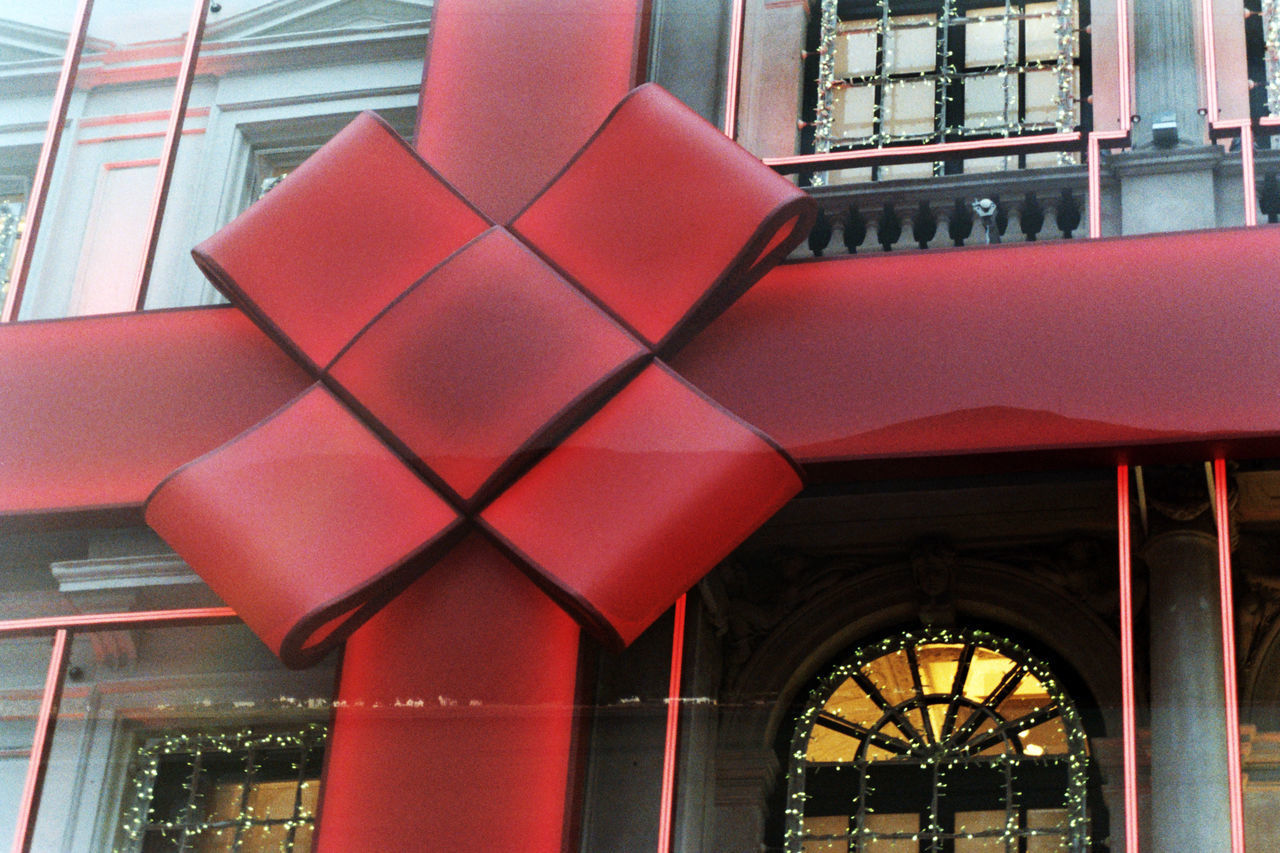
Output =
[
  {"x1": 118, "y1": 724, "x2": 325, "y2": 852},
  {"x1": 17, "y1": 624, "x2": 335, "y2": 851},
  {"x1": 0, "y1": 634, "x2": 42, "y2": 846},
  {"x1": 2, "y1": 0, "x2": 431, "y2": 317}
]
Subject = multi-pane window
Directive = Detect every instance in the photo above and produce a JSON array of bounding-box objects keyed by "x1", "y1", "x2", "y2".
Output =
[
  {"x1": 115, "y1": 724, "x2": 327, "y2": 852},
  {"x1": 811, "y1": 0, "x2": 1087, "y2": 181},
  {"x1": 786, "y1": 628, "x2": 1092, "y2": 852},
  {"x1": 1246, "y1": 1, "x2": 1280, "y2": 118}
]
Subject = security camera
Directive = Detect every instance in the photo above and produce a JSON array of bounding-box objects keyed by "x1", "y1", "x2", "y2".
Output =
[{"x1": 972, "y1": 198, "x2": 1000, "y2": 244}]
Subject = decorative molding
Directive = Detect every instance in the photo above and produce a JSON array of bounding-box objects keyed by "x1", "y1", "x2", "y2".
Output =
[
  {"x1": 204, "y1": 0, "x2": 431, "y2": 41},
  {"x1": 714, "y1": 748, "x2": 780, "y2": 806},
  {"x1": 51, "y1": 553, "x2": 200, "y2": 593},
  {"x1": 217, "y1": 85, "x2": 422, "y2": 115},
  {"x1": 0, "y1": 18, "x2": 111, "y2": 64},
  {"x1": 910, "y1": 541, "x2": 955, "y2": 626}
]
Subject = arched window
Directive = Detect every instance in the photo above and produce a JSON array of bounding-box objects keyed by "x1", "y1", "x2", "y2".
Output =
[
  {"x1": 786, "y1": 627, "x2": 1091, "y2": 852},
  {"x1": 808, "y1": 1, "x2": 1089, "y2": 180}
]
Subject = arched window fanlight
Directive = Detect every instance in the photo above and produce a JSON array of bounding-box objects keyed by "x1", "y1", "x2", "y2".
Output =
[{"x1": 786, "y1": 627, "x2": 1091, "y2": 852}]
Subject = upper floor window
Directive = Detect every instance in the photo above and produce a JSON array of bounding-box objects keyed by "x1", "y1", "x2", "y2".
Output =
[
  {"x1": 810, "y1": 0, "x2": 1088, "y2": 181},
  {"x1": 785, "y1": 627, "x2": 1092, "y2": 852},
  {"x1": 115, "y1": 723, "x2": 327, "y2": 852}
]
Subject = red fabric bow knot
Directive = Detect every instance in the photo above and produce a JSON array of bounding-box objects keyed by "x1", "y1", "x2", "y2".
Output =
[{"x1": 145, "y1": 84, "x2": 815, "y2": 666}]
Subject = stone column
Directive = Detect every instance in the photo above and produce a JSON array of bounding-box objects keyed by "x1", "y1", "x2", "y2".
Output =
[
  {"x1": 1131, "y1": 0, "x2": 1206, "y2": 148},
  {"x1": 1117, "y1": 1, "x2": 1227, "y2": 235},
  {"x1": 1143, "y1": 528, "x2": 1232, "y2": 853},
  {"x1": 713, "y1": 747, "x2": 780, "y2": 850}
]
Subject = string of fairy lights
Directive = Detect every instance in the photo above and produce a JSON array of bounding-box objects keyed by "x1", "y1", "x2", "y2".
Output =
[
  {"x1": 115, "y1": 723, "x2": 328, "y2": 852},
  {"x1": 0, "y1": 199, "x2": 22, "y2": 305},
  {"x1": 812, "y1": 0, "x2": 1081, "y2": 183},
  {"x1": 783, "y1": 626, "x2": 1092, "y2": 853}
]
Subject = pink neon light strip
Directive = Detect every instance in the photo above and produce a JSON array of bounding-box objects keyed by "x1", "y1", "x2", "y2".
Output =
[
  {"x1": 722, "y1": 0, "x2": 745, "y2": 139},
  {"x1": 656, "y1": 593, "x2": 687, "y2": 853},
  {"x1": 1200, "y1": 0, "x2": 1220, "y2": 125},
  {"x1": 9, "y1": 629, "x2": 70, "y2": 853},
  {"x1": 1087, "y1": 134, "x2": 1104, "y2": 239},
  {"x1": 1086, "y1": 0, "x2": 1134, "y2": 239},
  {"x1": 1214, "y1": 458, "x2": 1246, "y2": 853},
  {"x1": 1115, "y1": 0, "x2": 1132, "y2": 138},
  {"x1": 0, "y1": 0, "x2": 95, "y2": 323},
  {"x1": 1239, "y1": 123, "x2": 1258, "y2": 227},
  {"x1": 1116, "y1": 465, "x2": 1139, "y2": 853},
  {"x1": 132, "y1": 0, "x2": 210, "y2": 310},
  {"x1": 1199, "y1": 0, "x2": 1261, "y2": 228},
  {"x1": 0, "y1": 606, "x2": 237, "y2": 637}
]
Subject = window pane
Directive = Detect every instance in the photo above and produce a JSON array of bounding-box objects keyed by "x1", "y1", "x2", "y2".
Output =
[
  {"x1": 1026, "y1": 807, "x2": 1070, "y2": 851},
  {"x1": 1025, "y1": 2, "x2": 1078, "y2": 62},
  {"x1": 836, "y1": 24, "x2": 878, "y2": 77},
  {"x1": 964, "y1": 73, "x2": 1018, "y2": 131},
  {"x1": 863, "y1": 812, "x2": 917, "y2": 851},
  {"x1": 884, "y1": 80, "x2": 936, "y2": 139},
  {"x1": 966, "y1": 13, "x2": 1015, "y2": 67},
  {"x1": 802, "y1": 814, "x2": 850, "y2": 852},
  {"x1": 1024, "y1": 68, "x2": 1064, "y2": 126},
  {"x1": 886, "y1": 15, "x2": 936, "y2": 75},
  {"x1": 954, "y1": 808, "x2": 1006, "y2": 850},
  {"x1": 833, "y1": 85, "x2": 877, "y2": 142}
]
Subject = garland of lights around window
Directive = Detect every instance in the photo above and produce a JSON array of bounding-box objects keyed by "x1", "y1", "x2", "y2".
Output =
[
  {"x1": 812, "y1": 0, "x2": 1081, "y2": 184},
  {"x1": 115, "y1": 723, "x2": 328, "y2": 852},
  {"x1": 785, "y1": 627, "x2": 1091, "y2": 852}
]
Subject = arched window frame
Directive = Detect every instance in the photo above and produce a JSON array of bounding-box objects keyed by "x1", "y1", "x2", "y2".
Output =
[{"x1": 784, "y1": 626, "x2": 1093, "y2": 853}]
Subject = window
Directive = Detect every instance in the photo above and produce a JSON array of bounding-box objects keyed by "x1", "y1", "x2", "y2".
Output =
[
  {"x1": 114, "y1": 724, "x2": 327, "y2": 853},
  {"x1": 1246, "y1": 1, "x2": 1280, "y2": 119},
  {"x1": 809, "y1": 0, "x2": 1088, "y2": 181},
  {"x1": 786, "y1": 627, "x2": 1091, "y2": 852}
]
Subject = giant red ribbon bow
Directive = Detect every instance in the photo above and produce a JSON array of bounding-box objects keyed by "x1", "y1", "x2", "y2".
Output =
[{"x1": 145, "y1": 84, "x2": 815, "y2": 668}]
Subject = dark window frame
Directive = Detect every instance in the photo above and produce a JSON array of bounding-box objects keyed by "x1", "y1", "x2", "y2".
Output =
[{"x1": 803, "y1": 0, "x2": 1093, "y2": 180}]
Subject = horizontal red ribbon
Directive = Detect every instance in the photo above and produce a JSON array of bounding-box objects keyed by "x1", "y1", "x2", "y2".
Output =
[{"x1": 6, "y1": 226, "x2": 1280, "y2": 522}]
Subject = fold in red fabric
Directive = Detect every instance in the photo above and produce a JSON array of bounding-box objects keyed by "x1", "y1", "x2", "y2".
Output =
[
  {"x1": 481, "y1": 364, "x2": 801, "y2": 647},
  {"x1": 146, "y1": 384, "x2": 465, "y2": 667},
  {"x1": 145, "y1": 82, "x2": 813, "y2": 665}
]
